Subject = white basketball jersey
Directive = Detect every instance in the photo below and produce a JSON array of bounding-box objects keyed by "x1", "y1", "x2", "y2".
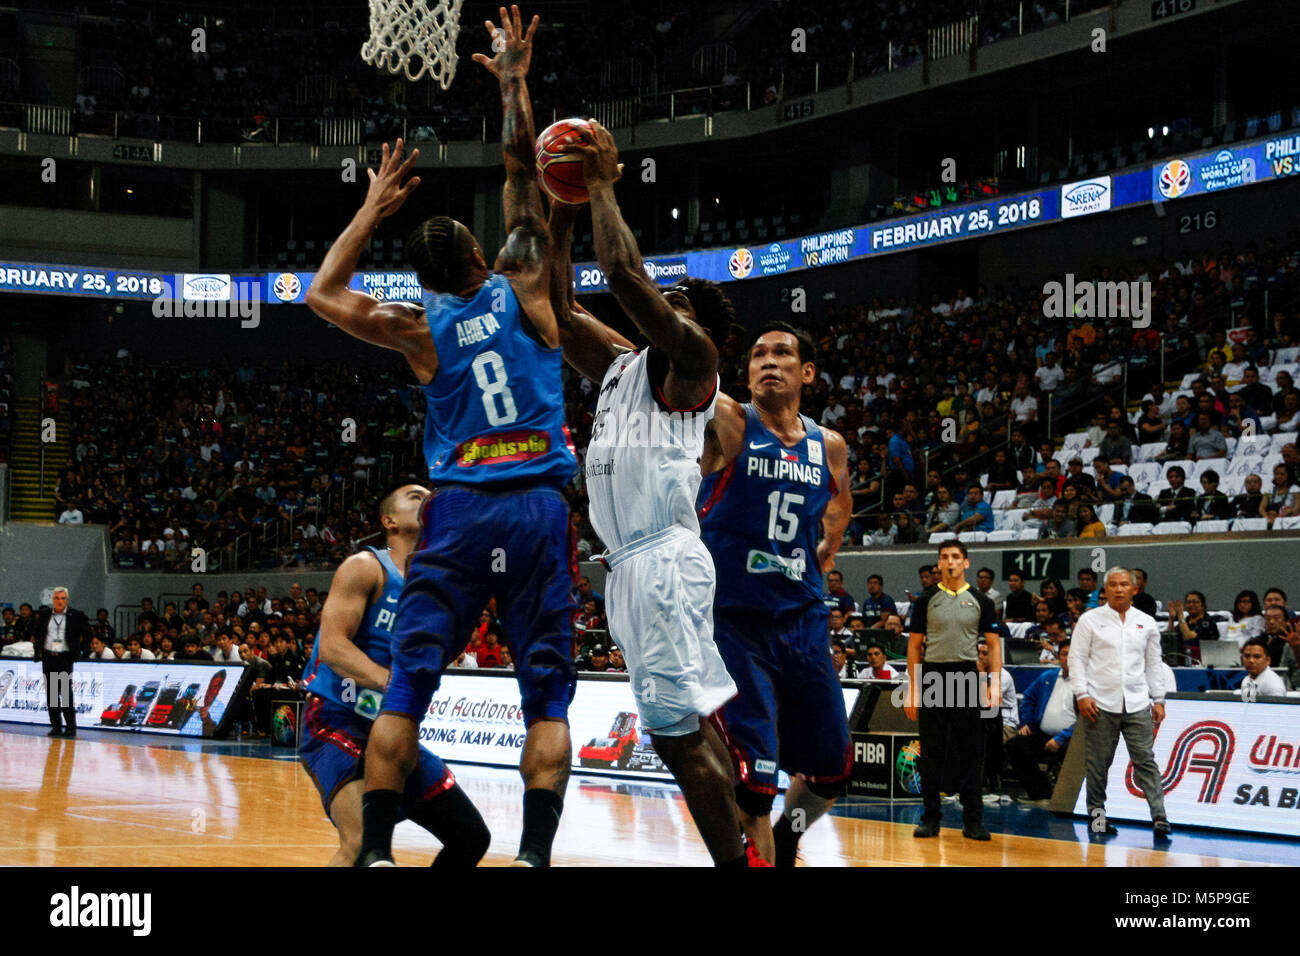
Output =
[{"x1": 584, "y1": 348, "x2": 718, "y2": 553}]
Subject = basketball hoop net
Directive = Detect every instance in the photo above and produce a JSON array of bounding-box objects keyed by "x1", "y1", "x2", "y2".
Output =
[{"x1": 361, "y1": 0, "x2": 465, "y2": 89}]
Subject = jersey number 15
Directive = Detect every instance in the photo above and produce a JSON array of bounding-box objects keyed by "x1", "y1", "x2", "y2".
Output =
[{"x1": 767, "y1": 490, "x2": 804, "y2": 542}]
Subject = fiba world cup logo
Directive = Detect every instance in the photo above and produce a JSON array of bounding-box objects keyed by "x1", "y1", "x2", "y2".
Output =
[
  {"x1": 728, "y1": 248, "x2": 754, "y2": 279},
  {"x1": 273, "y1": 272, "x2": 302, "y2": 302},
  {"x1": 1158, "y1": 160, "x2": 1192, "y2": 199},
  {"x1": 895, "y1": 738, "x2": 923, "y2": 795}
]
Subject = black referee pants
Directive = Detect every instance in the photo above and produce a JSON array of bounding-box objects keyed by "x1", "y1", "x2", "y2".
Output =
[
  {"x1": 917, "y1": 661, "x2": 985, "y2": 824},
  {"x1": 42, "y1": 651, "x2": 77, "y2": 734}
]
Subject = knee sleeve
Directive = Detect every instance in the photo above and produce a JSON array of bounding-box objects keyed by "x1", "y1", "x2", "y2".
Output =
[
  {"x1": 734, "y1": 783, "x2": 776, "y2": 818},
  {"x1": 805, "y1": 778, "x2": 847, "y2": 801},
  {"x1": 408, "y1": 786, "x2": 491, "y2": 867}
]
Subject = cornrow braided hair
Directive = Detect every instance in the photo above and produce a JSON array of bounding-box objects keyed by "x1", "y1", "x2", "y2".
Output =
[{"x1": 407, "y1": 216, "x2": 463, "y2": 293}]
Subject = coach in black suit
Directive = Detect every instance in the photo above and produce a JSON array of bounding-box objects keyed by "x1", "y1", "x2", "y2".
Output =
[
  {"x1": 1114, "y1": 477, "x2": 1159, "y2": 525},
  {"x1": 33, "y1": 587, "x2": 93, "y2": 737}
]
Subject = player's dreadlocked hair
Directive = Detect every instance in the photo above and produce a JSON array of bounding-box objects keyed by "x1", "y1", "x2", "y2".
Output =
[
  {"x1": 407, "y1": 216, "x2": 472, "y2": 293},
  {"x1": 675, "y1": 277, "x2": 738, "y2": 343}
]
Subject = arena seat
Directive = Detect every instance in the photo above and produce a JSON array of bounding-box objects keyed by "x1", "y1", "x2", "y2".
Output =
[
  {"x1": 1232, "y1": 517, "x2": 1269, "y2": 532},
  {"x1": 1128, "y1": 462, "x2": 1162, "y2": 485},
  {"x1": 1095, "y1": 504, "x2": 1114, "y2": 523},
  {"x1": 1006, "y1": 622, "x2": 1034, "y2": 640},
  {"x1": 1079, "y1": 447, "x2": 1100, "y2": 465},
  {"x1": 1062, "y1": 433, "x2": 1088, "y2": 451},
  {"x1": 1275, "y1": 515, "x2": 1300, "y2": 531},
  {"x1": 1272, "y1": 346, "x2": 1300, "y2": 364},
  {"x1": 1190, "y1": 459, "x2": 1226, "y2": 481},
  {"x1": 1135, "y1": 442, "x2": 1166, "y2": 462},
  {"x1": 928, "y1": 532, "x2": 949, "y2": 543},
  {"x1": 1235, "y1": 434, "x2": 1271, "y2": 455},
  {"x1": 1160, "y1": 459, "x2": 1194, "y2": 480},
  {"x1": 991, "y1": 489, "x2": 1016, "y2": 510},
  {"x1": 1153, "y1": 521, "x2": 1192, "y2": 535},
  {"x1": 1116, "y1": 523, "x2": 1155, "y2": 537},
  {"x1": 1195, "y1": 519, "x2": 1231, "y2": 534},
  {"x1": 1220, "y1": 475, "x2": 1246, "y2": 495},
  {"x1": 957, "y1": 531, "x2": 987, "y2": 543},
  {"x1": 1016, "y1": 529, "x2": 1042, "y2": 541},
  {"x1": 1274, "y1": 430, "x2": 1298, "y2": 447},
  {"x1": 985, "y1": 530, "x2": 1018, "y2": 542}
]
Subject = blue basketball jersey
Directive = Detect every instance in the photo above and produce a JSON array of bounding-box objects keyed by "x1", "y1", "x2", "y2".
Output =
[
  {"x1": 301, "y1": 546, "x2": 404, "y2": 712},
  {"x1": 698, "y1": 405, "x2": 835, "y2": 614},
  {"x1": 421, "y1": 273, "x2": 576, "y2": 487}
]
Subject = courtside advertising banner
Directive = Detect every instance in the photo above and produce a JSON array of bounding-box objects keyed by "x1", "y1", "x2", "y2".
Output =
[
  {"x1": 417, "y1": 672, "x2": 858, "y2": 784},
  {"x1": 1071, "y1": 696, "x2": 1300, "y2": 838},
  {"x1": 0, "y1": 660, "x2": 248, "y2": 738}
]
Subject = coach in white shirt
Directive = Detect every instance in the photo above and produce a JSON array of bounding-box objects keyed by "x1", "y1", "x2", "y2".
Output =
[
  {"x1": 1069, "y1": 566, "x2": 1171, "y2": 838},
  {"x1": 1239, "y1": 639, "x2": 1287, "y2": 701}
]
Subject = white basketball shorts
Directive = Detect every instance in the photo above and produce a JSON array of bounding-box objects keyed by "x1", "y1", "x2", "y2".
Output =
[{"x1": 600, "y1": 524, "x2": 738, "y2": 736}]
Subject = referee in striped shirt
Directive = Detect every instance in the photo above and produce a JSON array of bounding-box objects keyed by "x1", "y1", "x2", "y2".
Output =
[{"x1": 905, "y1": 539, "x2": 1001, "y2": 840}]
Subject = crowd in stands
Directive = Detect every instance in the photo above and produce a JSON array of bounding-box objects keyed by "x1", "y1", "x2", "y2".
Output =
[
  {"x1": 58, "y1": 1, "x2": 1109, "y2": 143},
  {"x1": 822, "y1": 562, "x2": 1297, "y2": 679},
  {"x1": 738, "y1": 0, "x2": 1109, "y2": 100},
  {"x1": 58, "y1": 354, "x2": 421, "y2": 570},
  {"x1": 564, "y1": 236, "x2": 1300, "y2": 553},
  {"x1": 70, "y1": 0, "x2": 695, "y2": 142}
]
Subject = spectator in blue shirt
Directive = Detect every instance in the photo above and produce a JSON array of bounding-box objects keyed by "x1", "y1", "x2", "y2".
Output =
[
  {"x1": 823, "y1": 570, "x2": 857, "y2": 615},
  {"x1": 886, "y1": 424, "x2": 915, "y2": 492},
  {"x1": 858, "y1": 574, "x2": 896, "y2": 624},
  {"x1": 1007, "y1": 639, "x2": 1077, "y2": 802},
  {"x1": 952, "y1": 485, "x2": 995, "y2": 534},
  {"x1": 1076, "y1": 569, "x2": 1101, "y2": 609}
]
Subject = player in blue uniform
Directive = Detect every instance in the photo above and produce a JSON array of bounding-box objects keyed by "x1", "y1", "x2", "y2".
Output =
[
  {"x1": 299, "y1": 484, "x2": 489, "y2": 866},
  {"x1": 305, "y1": 10, "x2": 577, "y2": 867},
  {"x1": 697, "y1": 321, "x2": 855, "y2": 865}
]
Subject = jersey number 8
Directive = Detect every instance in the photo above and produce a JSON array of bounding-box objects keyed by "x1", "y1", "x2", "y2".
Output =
[{"x1": 471, "y1": 351, "x2": 519, "y2": 426}]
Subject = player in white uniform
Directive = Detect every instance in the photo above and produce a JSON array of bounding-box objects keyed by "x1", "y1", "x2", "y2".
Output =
[{"x1": 548, "y1": 122, "x2": 754, "y2": 866}]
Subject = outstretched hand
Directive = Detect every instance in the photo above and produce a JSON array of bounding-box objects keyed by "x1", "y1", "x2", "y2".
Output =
[
  {"x1": 471, "y1": 5, "x2": 539, "y2": 82},
  {"x1": 363, "y1": 139, "x2": 421, "y2": 219}
]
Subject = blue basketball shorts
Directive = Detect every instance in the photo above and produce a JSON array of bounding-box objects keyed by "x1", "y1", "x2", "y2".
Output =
[
  {"x1": 382, "y1": 482, "x2": 577, "y2": 726},
  {"x1": 299, "y1": 695, "x2": 454, "y2": 817},
  {"x1": 709, "y1": 603, "x2": 852, "y2": 795}
]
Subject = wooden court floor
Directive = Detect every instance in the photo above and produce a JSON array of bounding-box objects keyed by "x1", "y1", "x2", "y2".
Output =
[{"x1": 0, "y1": 729, "x2": 1277, "y2": 867}]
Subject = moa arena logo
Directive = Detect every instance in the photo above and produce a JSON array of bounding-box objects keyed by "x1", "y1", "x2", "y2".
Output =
[
  {"x1": 1157, "y1": 160, "x2": 1192, "y2": 199},
  {"x1": 1061, "y1": 176, "x2": 1112, "y2": 218},
  {"x1": 182, "y1": 273, "x2": 232, "y2": 301},
  {"x1": 272, "y1": 272, "x2": 302, "y2": 302},
  {"x1": 727, "y1": 247, "x2": 754, "y2": 279}
]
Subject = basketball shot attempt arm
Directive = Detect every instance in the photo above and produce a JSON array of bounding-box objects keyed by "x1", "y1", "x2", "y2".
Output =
[
  {"x1": 547, "y1": 197, "x2": 635, "y2": 383},
  {"x1": 571, "y1": 121, "x2": 719, "y2": 408},
  {"x1": 305, "y1": 139, "x2": 437, "y2": 383}
]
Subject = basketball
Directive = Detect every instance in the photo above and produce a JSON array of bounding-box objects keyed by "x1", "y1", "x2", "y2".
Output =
[{"x1": 535, "y1": 118, "x2": 594, "y2": 205}]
